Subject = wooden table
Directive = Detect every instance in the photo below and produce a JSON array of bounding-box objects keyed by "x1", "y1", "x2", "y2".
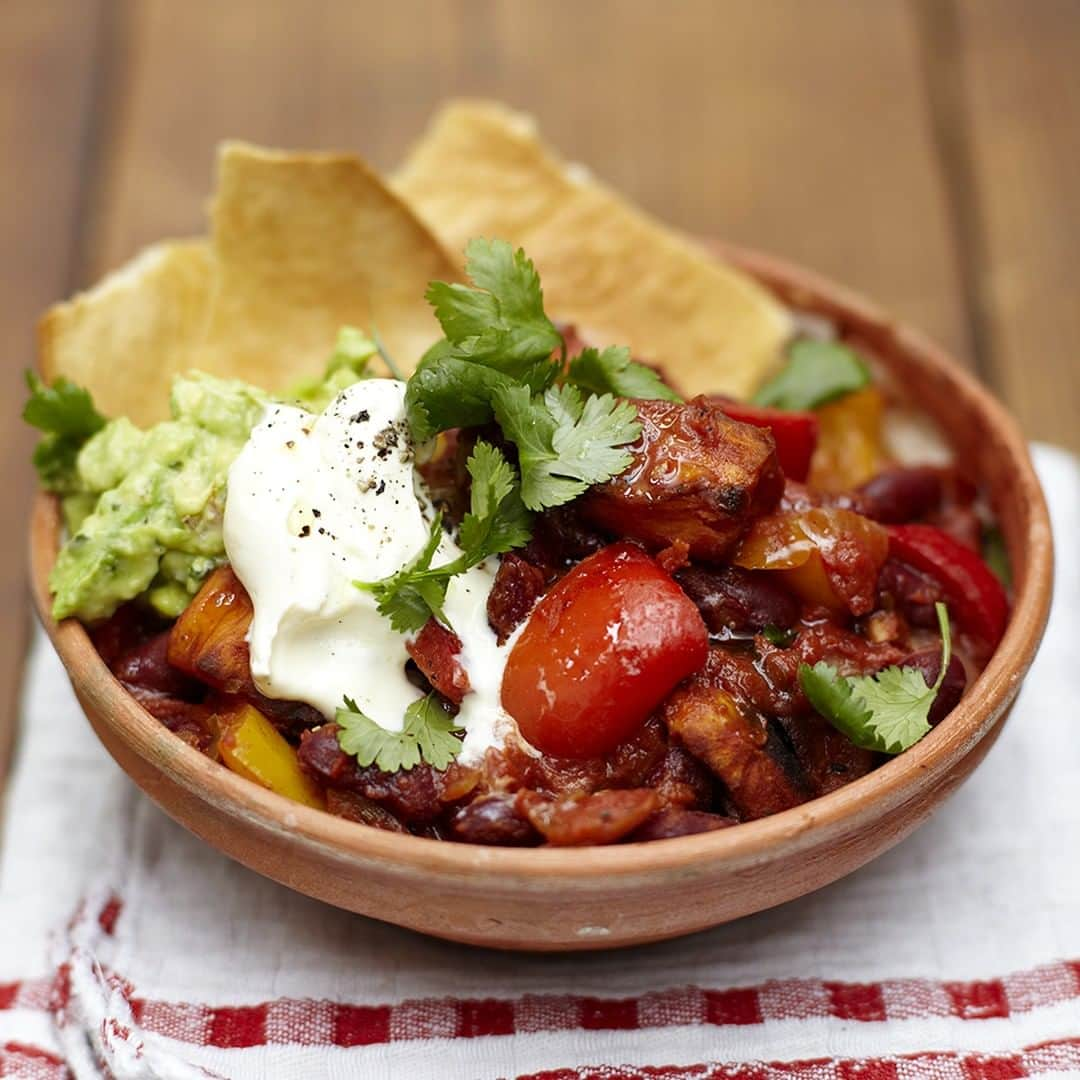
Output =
[{"x1": 2, "y1": 0, "x2": 1077, "y2": 777}]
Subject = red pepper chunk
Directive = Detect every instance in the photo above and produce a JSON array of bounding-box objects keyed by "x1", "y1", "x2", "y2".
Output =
[
  {"x1": 407, "y1": 619, "x2": 470, "y2": 704},
  {"x1": 715, "y1": 400, "x2": 819, "y2": 482},
  {"x1": 501, "y1": 542, "x2": 709, "y2": 759},
  {"x1": 887, "y1": 524, "x2": 1009, "y2": 650}
]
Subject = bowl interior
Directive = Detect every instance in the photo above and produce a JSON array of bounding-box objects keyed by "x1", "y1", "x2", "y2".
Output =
[{"x1": 26, "y1": 246, "x2": 1054, "y2": 939}]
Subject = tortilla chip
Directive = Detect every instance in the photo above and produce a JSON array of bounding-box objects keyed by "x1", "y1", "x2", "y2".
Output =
[
  {"x1": 39, "y1": 241, "x2": 212, "y2": 424},
  {"x1": 39, "y1": 143, "x2": 458, "y2": 426},
  {"x1": 192, "y1": 143, "x2": 458, "y2": 391},
  {"x1": 394, "y1": 101, "x2": 792, "y2": 399}
]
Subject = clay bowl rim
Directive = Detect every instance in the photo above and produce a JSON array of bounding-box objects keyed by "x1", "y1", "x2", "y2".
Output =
[{"x1": 28, "y1": 244, "x2": 1054, "y2": 886}]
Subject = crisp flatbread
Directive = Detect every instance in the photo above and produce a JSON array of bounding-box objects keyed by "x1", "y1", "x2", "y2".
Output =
[
  {"x1": 40, "y1": 143, "x2": 458, "y2": 425},
  {"x1": 394, "y1": 100, "x2": 792, "y2": 399},
  {"x1": 39, "y1": 241, "x2": 212, "y2": 424}
]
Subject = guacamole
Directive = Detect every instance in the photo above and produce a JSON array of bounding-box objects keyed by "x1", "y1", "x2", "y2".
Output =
[{"x1": 46, "y1": 329, "x2": 377, "y2": 623}]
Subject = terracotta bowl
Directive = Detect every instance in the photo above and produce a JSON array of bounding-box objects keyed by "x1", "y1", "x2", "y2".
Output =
[{"x1": 29, "y1": 248, "x2": 1053, "y2": 951}]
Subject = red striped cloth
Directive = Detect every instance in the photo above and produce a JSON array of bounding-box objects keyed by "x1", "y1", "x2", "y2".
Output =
[{"x1": 1, "y1": 447, "x2": 1077, "y2": 1079}]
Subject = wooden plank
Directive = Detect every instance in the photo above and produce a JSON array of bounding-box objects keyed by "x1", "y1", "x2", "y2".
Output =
[
  {"x1": 92, "y1": 0, "x2": 969, "y2": 365},
  {"x1": 953, "y1": 0, "x2": 1080, "y2": 452},
  {"x1": 0, "y1": 2, "x2": 104, "y2": 781}
]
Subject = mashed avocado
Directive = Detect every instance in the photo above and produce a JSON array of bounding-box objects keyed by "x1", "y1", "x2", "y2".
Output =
[
  {"x1": 50, "y1": 373, "x2": 267, "y2": 621},
  {"x1": 48, "y1": 328, "x2": 377, "y2": 622}
]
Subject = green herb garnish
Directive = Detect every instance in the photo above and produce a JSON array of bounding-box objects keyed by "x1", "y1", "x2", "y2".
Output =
[
  {"x1": 493, "y1": 382, "x2": 641, "y2": 511},
  {"x1": 407, "y1": 236, "x2": 676, "y2": 461},
  {"x1": 23, "y1": 371, "x2": 107, "y2": 493},
  {"x1": 568, "y1": 345, "x2": 681, "y2": 402},
  {"x1": 753, "y1": 339, "x2": 870, "y2": 411},
  {"x1": 357, "y1": 440, "x2": 531, "y2": 633},
  {"x1": 799, "y1": 602, "x2": 952, "y2": 754},
  {"x1": 336, "y1": 693, "x2": 464, "y2": 773}
]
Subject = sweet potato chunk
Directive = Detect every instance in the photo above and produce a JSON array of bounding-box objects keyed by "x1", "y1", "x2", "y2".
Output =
[
  {"x1": 580, "y1": 397, "x2": 783, "y2": 562},
  {"x1": 662, "y1": 678, "x2": 810, "y2": 820},
  {"x1": 168, "y1": 566, "x2": 322, "y2": 735},
  {"x1": 167, "y1": 566, "x2": 253, "y2": 694}
]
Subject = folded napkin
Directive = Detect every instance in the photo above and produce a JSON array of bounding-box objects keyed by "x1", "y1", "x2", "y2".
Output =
[{"x1": 1, "y1": 444, "x2": 1077, "y2": 1080}]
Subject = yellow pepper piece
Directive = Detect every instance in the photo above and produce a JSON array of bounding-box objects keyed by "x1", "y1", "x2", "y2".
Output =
[
  {"x1": 809, "y1": 386, "x2": 887, "y2": 491},
  {"x1": 216, "y1": 703, "x2": 326, "y2": 810}
]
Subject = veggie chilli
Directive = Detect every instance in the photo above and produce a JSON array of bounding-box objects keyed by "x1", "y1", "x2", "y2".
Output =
[{"x1": 28, "y1": 239, "x2": 1010, "y2": 847}]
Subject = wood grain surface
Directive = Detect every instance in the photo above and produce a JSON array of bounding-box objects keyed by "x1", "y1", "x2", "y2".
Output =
[{"x1": 2, "y1": 0, "x2": 1077, "y2": 781}]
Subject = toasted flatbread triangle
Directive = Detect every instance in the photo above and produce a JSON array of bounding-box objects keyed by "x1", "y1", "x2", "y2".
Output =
[
  {"x1": 39, "y1": 143, "x2": 459, "y2": 426},
  {"x1": 39, "y1": 240, "x2": 213, "y2": 424},
  {"x1": 394, "y1": 100, "x2": 792, "y2": 398},
  {"x1": 191, "y1": 143, "x2": 459, "y2": 392}
]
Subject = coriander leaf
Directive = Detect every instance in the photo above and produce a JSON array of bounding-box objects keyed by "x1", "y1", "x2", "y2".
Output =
[
  {"x1": 405, "y1": 349, "x2": 516, "y2": 442},
  {"x1": 356, "y1": 513, "x2": 449, "y2": 633},
  {"x1": 23, "y1": 371, "x2": 106, "y2": 437},
  {"x1": 425, "y1": 238, "x2": 563, "y2": 387},
  {"x1": 335, "y1": 693, "x2": 463, "y2": 773},
  {"x1": 567, "y1": 345, "x2": 682, "y2": 402},
  {"x1": 549, "y1": 384, "x2": 641, "y2": 481},
  {"x1": 753, "y1": 339, "x2": 870, "y2": 411},
  {"x1": 457, "y1": 441, "x2": 533, "y2": 558},
  {"x1": 492, "y1": 383, "x2": 640, "y2": 510},
  {"x1": 32, "y1": 435, "x2": 83, "y2": 493},
  {"x1": 800, "y1": 659, "x2": 876, "y2": 747},
  {"x1": 464, "y1": 237, "x2": 562, "y2": 361},
  {"x1": 24, "y1": 372, "x2": 107, "y2": 493},
  {"x1": 425, "y1": 281, "x2": 501, "y2": 344},
  {"x1": 800, "y1": 602, "x2": 952, "y2": 754},
  {"x1": 405, "y1": 694, "x2": 465, "y2": 770}
]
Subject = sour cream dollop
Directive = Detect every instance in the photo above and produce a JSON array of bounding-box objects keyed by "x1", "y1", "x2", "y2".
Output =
[{"x1": 222, "y1": 379, "x2": 517, "y2": 764}]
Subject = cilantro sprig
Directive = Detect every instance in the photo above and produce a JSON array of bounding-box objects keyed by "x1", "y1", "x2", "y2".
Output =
[
  {"x1": 406, "y1": 237, "x2": 678, "y2": 504},
  {"x1": 23, "y1": 372, "x2": 107, "y2": 492},
  {"x1": 494, "y1": 383, "x2": 641, "y2": 510},
  {"x1": 357, "y1": 439, "x2": 531, "y2": 633},
  {"x1": 753, "y1": 339, "x2": 870, "y2": 411},
  {"x1": 568, "y1": 345, "x2": 681, "y2": 402},
  {"x1": 799, "y1": 602, "x2": 953, "y2": 754},
  {"x1": 336, "y1": 693, "x2": 464, "y2": 773},
  {"x1": 425, "y1": 239, "x2": 563, "y2": 388}
]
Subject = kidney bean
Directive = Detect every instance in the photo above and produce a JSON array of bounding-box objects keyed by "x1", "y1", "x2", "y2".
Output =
[
  {"x1": 447, "y1": 793, "x2": 540, "y2": 846},
  {"x1": 113, "y1": 630, "x2": 203, "y2": 699},
  {"x1": 487, "y1": 553, "x2": 548, "y2": 644},
  {"x1": 297, "y1": 725, "x2": 479, "y2": 823},
  {"x1": 326, "y1": 788, "x2": 408, "y2": 833},
  {"x1": 631, "y1": 808, "x2": 737, "y2": 842},
  {"x1": 877, "y1": 557, "x2": 944, "y2": 628},
  {"x1": 644, "y1": 745, "x2": 715, "y2": 810},
  {"x1": 899, "y1": 648, "x2": 967, "y2": 725},
  {"x1": 855, "y1": 466, "x2": 944, "y2": 524},
  {"x1": 675, "y1": 565, "x2": 799, "y2": 634}
]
